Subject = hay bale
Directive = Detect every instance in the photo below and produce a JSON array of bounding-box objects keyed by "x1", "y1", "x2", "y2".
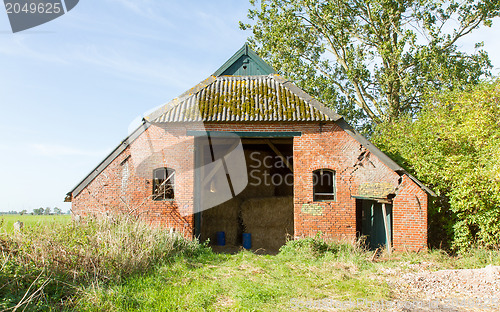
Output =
[
  {"x1": 238, "y1": 182, "x2": 275, "y2": 200},
  {"x1": 241, "y1": 196, "x2": 293, "y2": 228},
  {"x1": 200, "y1": 197, "x2": 241, "y2": 245},
  {"x1": 237, "y1": 150, "x2": 275, "y2": 199},
  {"x1": 246, "y1": 227, "x2": 293, "y2": 251},
  {"x1": 241, "y1": 196, "x2": 294, "y2": 251},
  {"x1": 202, "y1": 197, "x2": 240, "y2": 220},
  {"x1": 201, "y1": 219, "x2": 239, "y2": 246}
]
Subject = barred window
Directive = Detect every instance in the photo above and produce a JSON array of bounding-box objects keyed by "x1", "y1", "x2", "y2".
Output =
[
  {"x1": 313, "y1": 169, "x2": 335, "y2": 201},
  {"x1": 152, "y1": 168, "x2": 175, "y2": 200}
]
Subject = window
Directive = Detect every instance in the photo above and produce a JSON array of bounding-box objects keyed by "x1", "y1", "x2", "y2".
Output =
[
  {"x1": 313, "y1": 169, "x2": 335, "y2": 201},
  {"x1": 152, "y1": 168, "x2": 175, "y2": 200}
]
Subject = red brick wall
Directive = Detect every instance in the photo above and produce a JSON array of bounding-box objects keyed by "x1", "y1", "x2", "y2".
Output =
[
  {"x1": 72, "y1": 121, "x2": 427, "y2": 250},
  {"x1": 72, "y1": 124, "x2": 196, "y2": 237},
  {"x1": 294, "y1": 123, "x2": 392, "y2": 239},
  {"x1": 392, "y1": 175, "x2": 428, "y2": 251}
]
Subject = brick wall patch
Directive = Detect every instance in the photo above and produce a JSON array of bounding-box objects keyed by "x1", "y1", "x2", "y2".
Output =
[
  {"x1": 358, "y1": 182, "x2": 395, "y2": 198},
  {"x1": 301, "y1": 203, "x2": 323, "y2": 216}
]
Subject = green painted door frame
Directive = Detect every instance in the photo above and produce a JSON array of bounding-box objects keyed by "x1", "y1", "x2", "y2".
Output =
[{"x1": 194, "y1": 137, "x2": 202, "y2": 238}]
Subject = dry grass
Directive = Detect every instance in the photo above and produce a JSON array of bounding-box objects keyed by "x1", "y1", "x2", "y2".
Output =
[
  {"x1": 0, "y1": 214, "x2": 208, "y2": 311},
  {"x1": 0, "y1": 217, "x2": 206, "y2": 310},
  {"x1": 2, "y1": 215, "x2": 203, "y2": 284}
]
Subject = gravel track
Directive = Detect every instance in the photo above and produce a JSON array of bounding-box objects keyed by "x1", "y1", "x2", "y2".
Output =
[{"x1": 384, "y1": 263, "x2": 500, "y2": 311}]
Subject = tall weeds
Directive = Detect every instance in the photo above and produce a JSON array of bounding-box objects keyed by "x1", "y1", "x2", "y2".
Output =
[{"x1": 0, "y1": 215, "x2": 207, "y2": 310}]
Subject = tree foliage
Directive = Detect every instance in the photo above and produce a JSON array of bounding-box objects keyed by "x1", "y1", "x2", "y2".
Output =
[
  {"x1": 373, "y1": 80, "x2": 500, "y2": 251},
  {"x1": 33, "y1": 207, "x2": 44, "y2": 215},
  {"x1": 241, "y1": 0, "x2": 499, "y2": 128}
]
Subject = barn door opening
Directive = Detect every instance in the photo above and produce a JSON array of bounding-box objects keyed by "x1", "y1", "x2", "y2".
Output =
[
  {"x1": 195, "y1": 135, "x2": 294, "y2": 253},
  {"x1": 356, "y1": 199, "x2": 392, "y2": 250}
]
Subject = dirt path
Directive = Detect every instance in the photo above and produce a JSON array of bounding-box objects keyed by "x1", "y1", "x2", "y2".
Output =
[{"x1": 384, "y1": 263, "x2": 500, "y2": 311}]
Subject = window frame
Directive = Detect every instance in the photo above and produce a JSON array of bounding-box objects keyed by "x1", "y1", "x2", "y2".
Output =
[
  {"x1": 312, "y1": 169, "x2": 336, "y2": 202},
  {"x1": 152, "y1": 167, "x2": 175, "y2": 201}
]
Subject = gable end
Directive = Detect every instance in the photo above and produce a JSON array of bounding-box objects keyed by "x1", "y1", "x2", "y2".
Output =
[{"x1": 213, "y1": 43, "x2": 275, "y2": 76}]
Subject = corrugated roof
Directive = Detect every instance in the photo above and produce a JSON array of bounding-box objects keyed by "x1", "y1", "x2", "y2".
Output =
[{"x1": 150, "y1": 75, "x2": 339, "y2": 123}]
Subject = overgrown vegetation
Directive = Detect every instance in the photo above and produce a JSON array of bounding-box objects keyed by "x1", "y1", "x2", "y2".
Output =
[
  {"x1": 2, "y1": 218, "x2": 500, "y2": 311},
  {"x1": 0, "y1": 219, "x2": 383, "y2": 311},
  {"x1": 373, "y1": 80, "x2": 500, "y2": 251},
  {"x1": 0, "y1": 216, "x2": 207, "y2": 311}
]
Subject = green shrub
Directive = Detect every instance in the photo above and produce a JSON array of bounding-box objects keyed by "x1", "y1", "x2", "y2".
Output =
[
  {"x1": 373, "y1": 80, "x2": 500, "y2": 251},
  {"x1": 278, "y1": 235, "x2": 361, "y2": 258}
]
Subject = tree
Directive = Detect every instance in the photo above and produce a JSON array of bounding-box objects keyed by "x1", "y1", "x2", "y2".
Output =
[
  {"x1": 44, "y1": 207, "x2": 51, "y2": 215},
  {"x1": 241, "y1": 0, "x2": 499, "y2": 127},
  {"x1": 53, "y1": 207, "x2": 62, "y2": 215},
  {"x1": 373, "y1": 80, "x2": 500, "y2": 251},
  {"x1": 19, "y1": 209, "x2": 27, "y2": 215},
  {"x1": 33, "y1": 207, "x2": 44, "y2": 215}
]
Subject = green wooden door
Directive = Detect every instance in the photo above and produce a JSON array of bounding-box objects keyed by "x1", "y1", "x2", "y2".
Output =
[{"x1": 361, "y1": 200, "x2": 392, "y2": 249}]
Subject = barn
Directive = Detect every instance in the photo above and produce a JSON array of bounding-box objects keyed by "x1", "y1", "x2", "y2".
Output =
[{"x1": 66, "y1": 44, "x2": 435, "y2": 252}]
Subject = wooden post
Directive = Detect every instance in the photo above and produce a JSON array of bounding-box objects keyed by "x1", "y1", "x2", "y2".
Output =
[
  {"x1": 265, "y1": 139, "x2": 293, "y2": 173},
  {"x1": 381, "y1": 203, "x2": 392, "y2": 254}
]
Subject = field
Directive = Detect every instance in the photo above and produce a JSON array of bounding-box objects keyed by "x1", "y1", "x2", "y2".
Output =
[
  {"x1": 1, "y1": 216, "x2": 500, "y2": 311},
  {"x1": 0, "y1": 214, "x2": 70, "y2": 233}
]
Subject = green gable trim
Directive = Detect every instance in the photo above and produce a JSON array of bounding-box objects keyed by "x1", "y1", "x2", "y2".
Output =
[
  {"x1": 186, "y1": 131, "x2": 301, "y2": 138},
  {"x1": 351, "y1": 195, "x2": 392, "y2": 203},
  {"x1": 213, "y1": 43, "x2": 275, "y2": 76}
]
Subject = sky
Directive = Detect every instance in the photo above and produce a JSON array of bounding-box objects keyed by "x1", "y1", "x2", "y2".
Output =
[{"x1": 0, "y1": 1, "x2": 499, "y2": 213}]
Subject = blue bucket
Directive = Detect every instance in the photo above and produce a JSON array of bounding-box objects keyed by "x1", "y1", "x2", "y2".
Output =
[
  {"x1": 216, "y1": 231, "x2": 226, "y2": 246},
  {"x1": 242, "y1": 233, "x2": 251, "y2": 249}
]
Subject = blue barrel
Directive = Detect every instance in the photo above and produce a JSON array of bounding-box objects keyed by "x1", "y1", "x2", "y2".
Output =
[
  {"x1": 242, "y1": 233, "x2": 251, "y2": 249},
  {"x1": 216, "y1": 231, "x2": 226, "y2": 246}
]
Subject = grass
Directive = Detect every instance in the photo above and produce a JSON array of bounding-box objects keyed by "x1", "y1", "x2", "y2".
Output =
[
  {"x1": 0, "y1": 214, "x2": 70, "y2": 233},
  {"x1": 1, "y1": 216, "x2": 500, "y2": 311},
  {"x1": 77, "y1": 241, "x2": 389, "y2": 311}
]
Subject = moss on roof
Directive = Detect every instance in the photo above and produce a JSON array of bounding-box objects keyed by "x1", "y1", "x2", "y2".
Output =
[{"x1": 167, "y1": 76, "x2": 329, "y2": 122}]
